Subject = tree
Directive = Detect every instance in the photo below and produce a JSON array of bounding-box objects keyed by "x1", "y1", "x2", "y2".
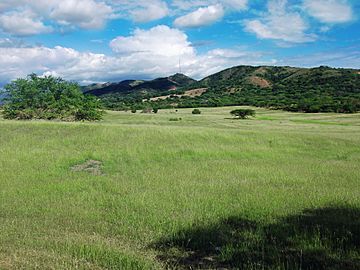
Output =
[
  {"x1": 2, "y1": 74, "x2": 103, "y2": 121},
  {"x1": 230, "y1": 109, "x2": 256, "y2": 119}
]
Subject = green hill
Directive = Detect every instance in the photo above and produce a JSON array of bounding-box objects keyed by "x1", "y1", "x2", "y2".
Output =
[
  {"x1": 194, "y1": 65, "x2": 360, "y2": 112},
  {"x1": 84, "y1": 73, "x2": 196, "y2": 97},
  {"x1": 86, "y1": 66, "x2": 360, "y2": 113}
]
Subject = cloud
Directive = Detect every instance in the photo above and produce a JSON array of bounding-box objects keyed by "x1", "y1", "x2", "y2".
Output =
[
  {"x1": 171, "y1": 0, "x2": 247, "y2": 10},
  {"x1": 0, "y1": 9, "x2": 53, "y2": 36},
  {"x1": 106, "y1": 0, "x2": 169, "y2": 22},
  {"x1": 174, "y1": 4, "x2": 224, "y2": 28},
  {"x1": 0, "y1": 46, "x2": 112, "y2": 85},
  {"x1": 221, "y1": 0, "x2": 248, "y2": 10},
  {"x1": 303, "y1": 0, "x2": 353, "y2": 24},
  {"x1": 244, "y1": 0, "x2": 316, "y2": 43},
  {"x1": 110, "y1": 25, "x2": 194, "y2": 56},
  {"x1": 0, "y1": 25, "x2": 276, "y2": 85},
  {"x1": 0, "y1": 0, "x2": 113, "y2": 35},
  {"x1": 0, "y1": 0, "x2": 250, "y2": 34},
  {"x1": 0, "y1": 38, "x2": 28, "y2": 48},
  {"x1": 129, "y1": 1, "x2": 169, "y2": 22},
  {"x1": 281, "y1": 46, "x2": 360, "y2": 68},
  {"x1": 49, "y1": 0, "x2": 113, "y2": 29}
]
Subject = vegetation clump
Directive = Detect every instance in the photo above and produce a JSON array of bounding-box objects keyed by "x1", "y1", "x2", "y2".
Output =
[
  {"x1": 230, "y1": 109, "x2": 256, "y2": 119},
  {"x1": 192, "y1": 109, "x2": 201, "y2": 114},
  {"x1": 2, "y1": 74, "x2": 103, "y2": 121},
  {"x1": 169, "y1": 117, "x2": 182, "y2": 121}
]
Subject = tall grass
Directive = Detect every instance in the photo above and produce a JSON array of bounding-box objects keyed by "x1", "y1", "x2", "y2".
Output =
[{"x1": 0, "y1": 107, "x2": 359, "y2": 269}]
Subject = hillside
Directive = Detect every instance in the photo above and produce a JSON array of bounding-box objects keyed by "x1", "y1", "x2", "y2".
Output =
[
  {"x1": 194, "y1": 65, "x2": 360, "y2": 112},
  {"x1": 85, "y1": 66, "x2": 360, "y2": 113},
  {"x1": 84, "y1": 73, "x2": 196, "y2": 97}
]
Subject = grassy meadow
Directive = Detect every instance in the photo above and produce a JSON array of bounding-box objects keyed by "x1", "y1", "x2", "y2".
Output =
[{"x1": 0, "y1": 107, "x2": 360, "y2": 269}]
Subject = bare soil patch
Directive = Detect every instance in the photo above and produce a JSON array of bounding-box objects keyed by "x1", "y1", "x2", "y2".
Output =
[
  {"x1": 182, "y1": 88, "x2": 207, "y2": 97},
  {"x1": 71, "y1": 160, "x2": 103, "y2": 175},
  {"x1": 145, "y1": 88, "x2": 207, "y2": 102},
  {"x1": 248, "y1": 76, "x2": 271, "y2": 88}
]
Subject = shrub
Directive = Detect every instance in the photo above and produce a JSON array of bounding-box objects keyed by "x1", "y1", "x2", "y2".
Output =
[
  {"x1": 153, "y1": 108, "x2": 159, "y2": 114},
  {"x1": 2, "y1": 74, "x2": 103, "y2": 121},
  {"x1": 192, "y1": 109, "x2": 201, "y2": 115},
  {"x1": 131, "y1": 108, "x2": 137, "y2": 113},
  {"x1": 169, "y1": 118, "x2": 182, "y2": 121},
  {"x1": 230, "y1": 109, "x2": 256, "y2": 119}
]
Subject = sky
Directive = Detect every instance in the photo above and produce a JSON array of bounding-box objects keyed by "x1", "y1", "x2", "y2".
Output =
[{"x1": 0, "y1": 0, "x2": 359, "y2": 85}]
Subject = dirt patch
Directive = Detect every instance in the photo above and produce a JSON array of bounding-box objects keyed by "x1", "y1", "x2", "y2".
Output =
[
  {"x1": 71, "y1": 160, "x2": 103, "y2": 175},
  {"x1": 183, "y1": 88, "x2": 207, "y2": 97},
  {"x1": 248, "y1": 76, "x2": 271, "y2": 88},
  {"x1": 145, "y1": 88, "x2": 207, "y2": 102}
]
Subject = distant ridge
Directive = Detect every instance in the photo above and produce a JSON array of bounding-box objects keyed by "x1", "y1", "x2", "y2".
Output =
[{"x1": 83, "y1": 73, "x2": 196, "y2": 97}]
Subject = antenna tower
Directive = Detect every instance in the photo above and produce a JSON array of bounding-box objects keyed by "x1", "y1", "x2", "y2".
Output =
[{"x1": 179, "y1": 57, "x2": 182, "y2": 74}]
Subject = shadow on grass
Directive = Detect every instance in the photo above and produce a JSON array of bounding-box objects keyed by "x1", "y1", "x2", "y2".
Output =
[
  {"x1": 153, "y1": 206, "x2": 360, "y2": 269},
  {"x1": 224, "y1": 118, "x2": 254, "y2": 120}
]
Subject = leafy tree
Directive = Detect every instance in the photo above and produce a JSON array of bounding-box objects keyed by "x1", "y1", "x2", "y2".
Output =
[
  {"x1": 230, "y1": 109, "x2": 256, "y2": 119},
  {"x1": 2, "y1": 74, "x2": 103, "y2": 121},
  {"x1": 192, "y1": 109, "x2": 201, "y2": 114}
]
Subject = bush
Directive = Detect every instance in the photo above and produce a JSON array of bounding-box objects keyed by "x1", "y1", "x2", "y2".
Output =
[
  {"x1": 131, "y1": 108, "x2": 137, "y2": 113},
  {"x1": 230, "y1": 109, "x2": 256, "y2": 119},
  {"x1": 192, "y1": 109, "x2": 201, "y2": 114},
  {"x1": 169, "y1": 118, "x2": 182, "y2": 121},
  {"x1": 153, "y1": 108, "x2": 159, "y2": 114},
  {"x1": 2, "y1": 74, "x2": 103, "y2": 121}
]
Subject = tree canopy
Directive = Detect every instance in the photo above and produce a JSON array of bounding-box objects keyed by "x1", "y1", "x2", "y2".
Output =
[{"x1": 1, "y1": 74, "x2": 103, "y2": 121}]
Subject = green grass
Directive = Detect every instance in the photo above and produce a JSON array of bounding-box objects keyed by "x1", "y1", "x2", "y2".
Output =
[{"x1": 0, "y1": 107, "x2": 360, "y2": 269}]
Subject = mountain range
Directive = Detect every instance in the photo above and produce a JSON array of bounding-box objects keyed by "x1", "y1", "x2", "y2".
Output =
[
  {"x1": 84, "y1": 65, "x2": 360, "y2": 113},
  {"x1": 83, "y1": 73, "x2": 196, "y2": 96}
]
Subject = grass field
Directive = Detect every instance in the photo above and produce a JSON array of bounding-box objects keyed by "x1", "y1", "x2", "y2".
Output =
[{"x1": 1, "y1": 107, "x2": 360, "y2": 269}]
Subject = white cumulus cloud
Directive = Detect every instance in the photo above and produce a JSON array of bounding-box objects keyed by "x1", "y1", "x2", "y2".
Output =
[
  {"x1": 0, "y1": 0, "x2": 113, "y2": 35},
  {"x1": 303, "y1": 0, "x2": 353, "y2": 24},
  {"x1": 0, "y1": 9, "x2": 52, "y2": 36},
  {"x1": 0, "y1": 25, "x2": 276, "y2": 85},
  {"x1": 174, "y1": 4, "x2": 225, "y2": 28},
  {"x1": 110, "y1": 25, "x2": 194, "y2": 57},
  {"x1": 49, "y1": 0, "x2": 113, "y2": 29},
  {"x1": 244, "y1": 0, "x2": 316, "y2": 43}
]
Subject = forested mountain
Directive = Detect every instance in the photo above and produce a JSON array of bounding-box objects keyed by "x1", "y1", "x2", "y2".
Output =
[{"x1": 85, "y1": 66, "x2": 360, "y2": 113}]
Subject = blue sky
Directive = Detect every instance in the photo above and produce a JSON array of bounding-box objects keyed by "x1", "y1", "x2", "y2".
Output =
[{"x1": 0, "y1": 0, "x2": 359, "y2": 85}]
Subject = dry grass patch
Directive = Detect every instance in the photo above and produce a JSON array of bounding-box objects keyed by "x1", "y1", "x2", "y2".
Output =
[{"x1": 71, "y1": 160, "x2": 103, "y2": 176}]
